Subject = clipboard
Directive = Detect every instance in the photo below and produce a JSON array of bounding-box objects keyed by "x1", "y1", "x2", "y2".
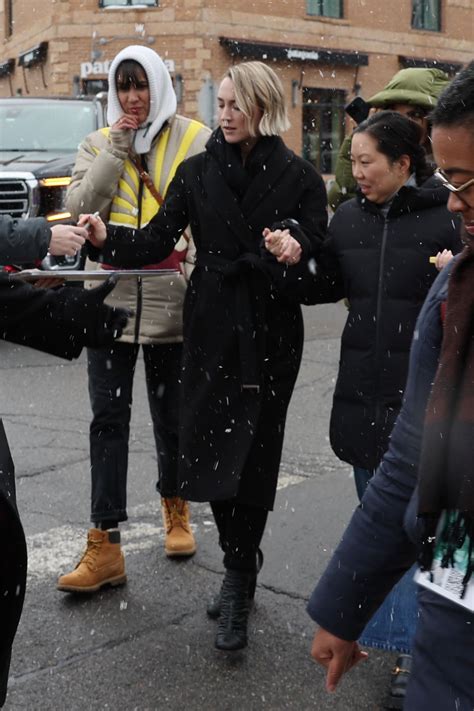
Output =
[{"x1": 12, "y1": 269, "x2": 181, "y2": 282}]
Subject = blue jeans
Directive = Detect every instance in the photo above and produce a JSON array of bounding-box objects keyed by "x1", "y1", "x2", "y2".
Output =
[
  {"x1": 353, "y1": 466, "x2": 374, "y2": 501},
  {"x1": 353, "y1": 467, "x2": 418, "y2": 653}
]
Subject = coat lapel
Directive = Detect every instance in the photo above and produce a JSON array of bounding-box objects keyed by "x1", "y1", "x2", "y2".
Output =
[
  {"x1": 202, "y1": 139, "x2": 295, "y2": 253},
  {"x1": 241, "y1": 139, "x2": 294, "y2": 219},
  {"x1": 202, "y1": 155, "x2": 257, "y2": 253}
]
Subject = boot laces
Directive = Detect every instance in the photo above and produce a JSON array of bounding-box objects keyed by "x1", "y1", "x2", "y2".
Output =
[
  {"x1": 163, "y1": 499, "x2": 190, "y2": 533},
  {"x1": 220, "y1": 572, "x2": 251, "y2": 628},
  {"x1": 78, "y1": 536, "x2": 103, "y2": 571}
]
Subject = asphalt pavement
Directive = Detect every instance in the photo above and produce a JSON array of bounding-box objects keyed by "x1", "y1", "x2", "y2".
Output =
[{"x1": 1, "y1": 302, "x2": 397, "y2": 710}]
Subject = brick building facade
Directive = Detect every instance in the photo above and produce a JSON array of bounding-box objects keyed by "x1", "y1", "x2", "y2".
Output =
[{"x1": 0, "y1": 0, "x2": 472, "y2": 172}]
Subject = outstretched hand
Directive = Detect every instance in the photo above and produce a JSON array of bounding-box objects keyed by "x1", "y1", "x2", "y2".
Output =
[
  {"x1": 49, "y1": 224, "x2": 88, "y2": 257},
  {"x1": 311, "y1": 627, "x2": 368, "y2": 692},
  {"x1": 78, "y1": 213, "x2": 107, "y2": 249}
]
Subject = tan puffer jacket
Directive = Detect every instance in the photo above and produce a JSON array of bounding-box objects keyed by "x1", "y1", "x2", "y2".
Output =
[{"x1": 66, "y1": 114, "x2": 211, "y2": 344}]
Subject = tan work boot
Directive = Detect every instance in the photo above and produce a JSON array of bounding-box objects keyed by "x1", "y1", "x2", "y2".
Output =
[
  {"x1": 57, "y1": 528, "x2": 126, "y2": 593},
  {"x1": 161, "y1": 497, "x2": 197, "y2": 557}
]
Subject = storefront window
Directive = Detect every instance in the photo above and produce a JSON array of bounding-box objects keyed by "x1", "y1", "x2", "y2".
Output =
[
  {"x1": 302, "y1": 87, "x2": 346, "y2": 174},
  {"x1": 81, "y1": 78, "x2": 109, "y2": 95},
  {"x1": 100, "y1": 0, "x2": 157, "y2": 7},
  {"x1": 412, "y1": 0, "x2": 441, "y2": 31},
  {"x1": 306, "y1": 0, "x2": 343, "y2": 19}
]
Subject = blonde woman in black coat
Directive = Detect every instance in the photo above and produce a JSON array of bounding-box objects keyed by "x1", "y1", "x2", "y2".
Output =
[{"x1": 83, "y1": 61, "x2": 327, "y2": 652}]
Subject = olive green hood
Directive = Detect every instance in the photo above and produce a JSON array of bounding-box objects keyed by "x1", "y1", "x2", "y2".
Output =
[{"x1": 368, "y1": 68, "x2": 450, "y2": 111}]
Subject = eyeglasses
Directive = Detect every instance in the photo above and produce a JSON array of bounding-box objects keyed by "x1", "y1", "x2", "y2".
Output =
[{"x1": 435, "y1": 169, "x2": 474, "y2": 194}]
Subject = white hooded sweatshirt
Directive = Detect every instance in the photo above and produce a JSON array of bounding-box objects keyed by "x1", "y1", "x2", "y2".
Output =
[{"x1": 107, "y1": 45, "x2": 177, "y2": 155}]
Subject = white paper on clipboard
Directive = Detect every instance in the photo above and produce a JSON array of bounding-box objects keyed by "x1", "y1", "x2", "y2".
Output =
[
  {"x1": 414, "y1": 511, "x2": 474, "y2": 612},
  {"x1": 414, "y1": 564, "x2": 474, "y2": 612},
  {"x1": 12, "y1": 269, "x2": 181, "y2": 282}
]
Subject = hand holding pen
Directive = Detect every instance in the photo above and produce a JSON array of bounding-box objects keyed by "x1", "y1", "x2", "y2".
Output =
[{"x1": 78, "y1": 211, "x2": 106, "y2": 249}]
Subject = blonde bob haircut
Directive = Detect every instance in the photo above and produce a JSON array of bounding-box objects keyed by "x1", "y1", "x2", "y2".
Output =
[{"x1": 225, "y1": 61, "x2": 291, "y2": 137}]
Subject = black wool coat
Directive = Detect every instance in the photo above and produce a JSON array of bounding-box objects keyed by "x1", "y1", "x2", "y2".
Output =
[
  {"x1": 96, "y1": 133, "x2": 327, "y2": 508},
  {"x1": 0, "y1": 274, "x2": 87, "y2": 707},
  {"x1": 0, "y1": 419, "x2": 24, "y2": 708},
  {"x1": 0, "y1": 265, "x2": 130, "y2": 705},
  {"x1": 301, "y1": 183, "x2": 462, "y2": 471}
]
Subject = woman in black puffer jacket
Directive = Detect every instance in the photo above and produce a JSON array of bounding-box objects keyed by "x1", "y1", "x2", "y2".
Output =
[{"x1": 302, "y1": 112, "x2": 462, "y2": 494}]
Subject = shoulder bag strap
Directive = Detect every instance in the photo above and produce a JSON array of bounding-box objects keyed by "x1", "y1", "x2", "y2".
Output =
[{"x1": 130, "y1": 155, "x2": 190, "y2": 245}]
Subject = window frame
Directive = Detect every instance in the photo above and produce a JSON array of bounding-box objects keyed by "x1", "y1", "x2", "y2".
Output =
[
  {"x1": 306, "y1": 0, "x2": 343, "y2": 20},
  {"x1": 411, "y1": 0, "x2": 441, "y2": 32},
  {"x1": 302, "y1": 86, "x2": 346, "y2": 175},
  {"x1": 5, "y1": 0, "x2": 14, "y2": 38},
  {"x1": 99, "y1": 0, "x2": 158, "y2": 8}
]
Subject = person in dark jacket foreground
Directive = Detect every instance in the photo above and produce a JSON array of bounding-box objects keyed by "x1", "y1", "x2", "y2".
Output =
[
  {"x1": 82, "y1": 60, "x2": 327, "y2": 653},
  {"x1": 265, "y1": 110, "x2": 463, "y2": 707},
  {"x1": 0, "y1": 219, "x2": 129, "y2": 707},
  {"x1": 308, "y1": 61, "x2": 474, "y2": 711}
]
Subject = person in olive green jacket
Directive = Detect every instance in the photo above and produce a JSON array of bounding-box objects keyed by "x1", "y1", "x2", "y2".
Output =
[{"x1": 328, "y1": 67, "x2": 450, "y2": 211}]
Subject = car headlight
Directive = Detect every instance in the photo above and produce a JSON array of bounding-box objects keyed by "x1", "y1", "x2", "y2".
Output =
[{"x1": 39, "y1": 177, "x2": 72, "y2": 221}]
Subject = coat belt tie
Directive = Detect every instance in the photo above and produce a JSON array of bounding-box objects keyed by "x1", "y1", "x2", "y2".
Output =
[{"x1": 196, "y1": 252, "x2": 271, "y2": 391}]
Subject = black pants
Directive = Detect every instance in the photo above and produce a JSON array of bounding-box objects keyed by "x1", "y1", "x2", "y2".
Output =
[
  {"x1": 211, "y1": 500, "x2": 268, "y2": 573},
  {"x1": 87, "y1": 341, "x2": 182, "y2": 524}
]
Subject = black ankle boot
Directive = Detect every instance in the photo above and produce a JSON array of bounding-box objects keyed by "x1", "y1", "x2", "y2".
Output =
[
  {"x1": 215, "y1": 569, "x2": 253, "y2": 651},
  {"x1": 385, "y1": 654, "x2": 412, "y2": 709},
  {"x1": 206, "y1": 580, "x2": 226, "y2": 619},
  {"x1": 207, "y1": 549, "x2": 263, "y2": 620}
]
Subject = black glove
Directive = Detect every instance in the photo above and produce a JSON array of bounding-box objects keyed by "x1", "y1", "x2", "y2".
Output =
[{"x1": 62, "y1": 276, "x2": 130, "y2": 349}]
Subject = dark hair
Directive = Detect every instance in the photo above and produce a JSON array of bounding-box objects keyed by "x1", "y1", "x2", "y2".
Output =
[
  {"x1": 430, "y1": 61, "x2": 474, "y2": 131},
  {"x1": 353, "y1": 110, "x2": 433, "y2": 184},
  {"x1": 115, "y1": 60, "x2": 148, "y2": 91}
]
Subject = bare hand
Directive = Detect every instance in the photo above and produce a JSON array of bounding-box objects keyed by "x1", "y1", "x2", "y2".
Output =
[
  {"x1": 311, "y1": 627, "x2": 368, "y2": 692},
  {"x1": 49, "y1": 224, "x2": 87, "y2": 257},
  {"x1": 111, "y1": 114, "x2": 139, "y2": 131},
  {"x1": 263, "y1": 227, "x2": 288, "y2": 256},
  {"x1": 78, "y1": 213, "x2": 107, "y2": 249},
  {"x1": 278, "y1": 234, "x2": 302, "y2": 265},
  {"x1": 434, "y1": 249, "x2": 454, "y2": 271},
  {"x1": 109, "y1": 114, "x2": 139, "y2": 152},
  {"x1": 263, "y1": 228, "x2": 302, "y2": 265}
]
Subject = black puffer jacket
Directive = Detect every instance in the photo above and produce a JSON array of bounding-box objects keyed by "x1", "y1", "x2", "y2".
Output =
[{"x1": 305, "y1": 182, "x2": 462, "y2": 470}]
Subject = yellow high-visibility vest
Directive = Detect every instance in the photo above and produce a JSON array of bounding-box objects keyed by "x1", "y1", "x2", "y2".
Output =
[{"x1": 96, "y1": 120, "x2": 203, "y2": 228}]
